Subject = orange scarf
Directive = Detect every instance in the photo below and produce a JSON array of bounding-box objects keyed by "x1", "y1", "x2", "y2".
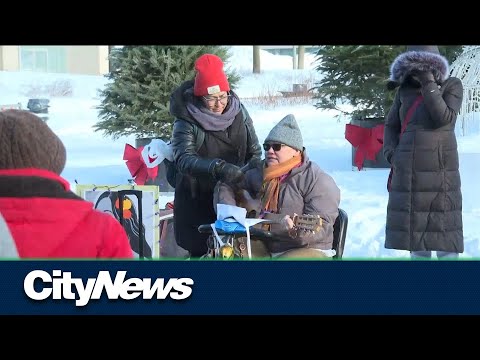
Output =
[{"x1": 261, "y1": 155, "x2": 302, "y2": 213}]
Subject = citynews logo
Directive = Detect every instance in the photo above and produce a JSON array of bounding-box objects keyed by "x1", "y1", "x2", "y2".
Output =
[{"x1": 24, "y1": 270, "x2": 194, "y2": 307}]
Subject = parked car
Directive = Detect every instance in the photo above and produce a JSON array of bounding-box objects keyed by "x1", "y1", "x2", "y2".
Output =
[{"x1": 27, "y1": 98, "x2": 50, "y2": 114}]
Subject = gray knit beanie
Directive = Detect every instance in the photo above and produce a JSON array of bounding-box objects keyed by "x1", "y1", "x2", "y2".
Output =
[
  {"x1": 264, "y1": 114, "x2": 303, "y2": 151},
  {"x1": 0, "y1": 110, "x2": 66, "y2": 174}
]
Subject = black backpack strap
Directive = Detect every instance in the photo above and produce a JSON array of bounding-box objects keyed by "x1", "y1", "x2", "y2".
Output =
[
  {"x1": 195, "y1": 126, "x2": 205, "y2": 152},
  {"x1": 240, "y1": 103, "x2": 253, "y2": 146},
  {"x1": 171, "y1": 118, "x2": 205, "y2": 153},
  {"x1": 240, "y1": 103, "x2": 247, "y2": 122}
]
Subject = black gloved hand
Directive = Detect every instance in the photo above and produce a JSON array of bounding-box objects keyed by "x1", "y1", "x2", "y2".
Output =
[
  {"x1": 411, "y1": 70, "x2": 435, "y2": 85},
  {"x1": 214, "y1": 161, "x2": 245, "y2": 186},
  {"x1": 241, "y1": 157, "x2": 263, "y2": 172}
]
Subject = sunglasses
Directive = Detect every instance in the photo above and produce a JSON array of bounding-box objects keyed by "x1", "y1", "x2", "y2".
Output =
[{"x1": 263, "y1": 143, "x2": 284, "y2": 151}]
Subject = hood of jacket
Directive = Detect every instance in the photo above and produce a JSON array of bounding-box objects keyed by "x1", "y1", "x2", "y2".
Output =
[
  {"x1": 169, "y1": 80, "x2": 197, "y2": 124},
  {"x1": 387, "y1": 49, "x2": 449, "y2": 90}
]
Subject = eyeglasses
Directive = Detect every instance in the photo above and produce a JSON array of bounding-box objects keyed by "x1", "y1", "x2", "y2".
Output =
[
  {"x1": 202, "y1": 94, "x2": 230, "y2": 105},
  {"x1": 263, "y1": 143, "x2": 284, "y2": 151}
]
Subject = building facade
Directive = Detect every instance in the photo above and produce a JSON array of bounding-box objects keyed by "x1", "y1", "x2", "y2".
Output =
[
  {"x1": 261, "y1": 45, "x2": 320, "y2": 56},
  {"x1": 0, "y1": 46, "x2": 109, "y2": 75}
]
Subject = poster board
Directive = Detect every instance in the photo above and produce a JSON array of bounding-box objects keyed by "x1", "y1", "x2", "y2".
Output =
[{"x1": 76, "y1": 184, "x2": 160, "y2": 259}]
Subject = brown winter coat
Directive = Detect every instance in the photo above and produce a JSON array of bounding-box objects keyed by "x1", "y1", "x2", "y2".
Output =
[{"x1": 214, "y1": 152, "x2": 341, "y2": 253}]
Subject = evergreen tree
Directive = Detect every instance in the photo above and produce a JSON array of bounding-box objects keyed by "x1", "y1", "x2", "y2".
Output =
[
  {"x1": 94, "y1": 46, "x2": 240, "y2": 140},
  {"x1": 311, "y1": 45, "x2": 464, "y2": 121}
]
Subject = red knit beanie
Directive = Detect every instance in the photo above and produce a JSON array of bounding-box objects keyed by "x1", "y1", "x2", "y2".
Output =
[{"x1": 193, "y1": 54, "x2": 230, "y2": 97}]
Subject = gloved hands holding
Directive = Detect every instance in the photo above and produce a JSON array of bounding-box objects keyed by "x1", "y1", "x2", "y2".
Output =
[
  {"x1": 214, "y1": 160, "x2": 245, "y2": 187},
  {"x1": 410, "y1": 70, "x2": 435, "y2": 86},
  {"x1": 241, "y1": 157, "x2": 263, "y2": 172}
]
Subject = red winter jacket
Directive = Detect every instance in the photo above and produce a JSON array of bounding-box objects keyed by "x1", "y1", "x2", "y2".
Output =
[{"x1": 0, "y1": 168, "x2": 133, "y2": 259}]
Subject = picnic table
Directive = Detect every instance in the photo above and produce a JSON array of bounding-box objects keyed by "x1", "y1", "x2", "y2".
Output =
[{"x1": 278, "y1": 83, "x2": 310, "y2": 98}]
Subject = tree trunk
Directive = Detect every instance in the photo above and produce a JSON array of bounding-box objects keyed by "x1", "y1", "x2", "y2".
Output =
[
  {"x1": 292, "y1": 46, "x2": 297, "y2": 69},
  {"x1": 253, "y1": 46, "x2": 261, "y2": 74},
  {"x1": 108, "y1": 46, "x2": 114, "y2": 72},
  {"x1": 297, "y1": 46, "x2": 305, "y2": 69}
]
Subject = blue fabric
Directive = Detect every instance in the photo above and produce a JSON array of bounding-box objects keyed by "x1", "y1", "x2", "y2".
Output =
[{"x1": 214, "y1": 219, "x2": 247, "y2": 234}]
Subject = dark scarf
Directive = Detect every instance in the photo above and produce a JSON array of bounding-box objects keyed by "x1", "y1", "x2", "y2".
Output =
[{"x1": 186, "y1": 91, "x2": 241, "y2": 131}]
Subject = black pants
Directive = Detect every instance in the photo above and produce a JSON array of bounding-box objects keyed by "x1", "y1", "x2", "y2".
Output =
[{"x1": 174, "y1": 188, "x2": 216, "y2": 258}]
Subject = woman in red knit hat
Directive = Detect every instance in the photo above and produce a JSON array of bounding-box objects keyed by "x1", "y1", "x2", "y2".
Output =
[{"x1": 169, "y1": 53, "x2": 262, "y2": 258}]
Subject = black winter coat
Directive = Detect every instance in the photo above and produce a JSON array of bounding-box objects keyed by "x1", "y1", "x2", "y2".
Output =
[
  {"x1": 169, "y1": 80, "x2": 262, "y2": 256},
  {"x1": 383, "y1": 51, "x2": 464, "y2": 253}
]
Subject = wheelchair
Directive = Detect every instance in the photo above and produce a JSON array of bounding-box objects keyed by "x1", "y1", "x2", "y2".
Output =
[
  {"x1": 197, "y1": 208, "x2": 348, "y2": 260},
  {"x1": 198, "y1": 223, "x2": 274, "y2": 259}
]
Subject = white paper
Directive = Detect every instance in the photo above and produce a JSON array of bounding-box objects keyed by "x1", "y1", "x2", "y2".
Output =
[{"x1": 216, "y1": 204, "x2": 266, "y2": 228}]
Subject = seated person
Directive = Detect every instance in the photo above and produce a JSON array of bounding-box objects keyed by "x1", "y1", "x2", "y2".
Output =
[{"x1": 213, "y1": 114, "x2": 341, "y2": 259}]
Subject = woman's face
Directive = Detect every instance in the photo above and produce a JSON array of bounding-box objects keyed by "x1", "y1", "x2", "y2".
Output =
[
  {"x1": 263, "y1": 143, "x2": 300, "y2": 166},
  {"x1": 202, "y1": 91, "x2": 229, "y2": 114}
]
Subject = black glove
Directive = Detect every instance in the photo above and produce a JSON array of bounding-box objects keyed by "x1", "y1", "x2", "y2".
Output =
[
  {"x1": 387, "y1": 80, "x2": 400, "y2": 91},
  {"x1": 241, "y1": 157, "x2": 263, "y2": 172},
  {"x1": 411, "y1": 70, "x2": 435, "y2": 86},
  {"x1": 214, "y1": 161, "x2": 245, "y2": 186}
]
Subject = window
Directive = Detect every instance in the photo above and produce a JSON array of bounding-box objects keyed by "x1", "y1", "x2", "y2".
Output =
[{"x1": 19, "y1": 46, "x2": 67, "y2": 73}]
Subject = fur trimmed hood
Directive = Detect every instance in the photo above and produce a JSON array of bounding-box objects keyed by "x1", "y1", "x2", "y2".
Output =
[{"x1": 387, "y1": 47, "x2": 450, "y2": 90}]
